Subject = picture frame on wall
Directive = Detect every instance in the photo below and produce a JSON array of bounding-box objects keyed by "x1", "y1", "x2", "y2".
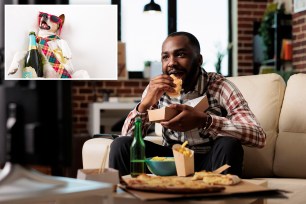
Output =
[
  {"x1": 294, "y1": 0, "x2": 306, "y2": 13},
  {"x1": 5, "y1": 5, "x2": 117, "y2": 80}
]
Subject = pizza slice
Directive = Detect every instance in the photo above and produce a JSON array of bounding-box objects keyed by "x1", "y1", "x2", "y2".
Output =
[
  {"x1": 192, "y1": 171, "x2": 241, "y2": 185},
  {"x1": 203, "y1": 174, "x2": 241, "y2": 185},
  {"x1": 191, "y1": 171, "x2": 220, "y2": 180}
]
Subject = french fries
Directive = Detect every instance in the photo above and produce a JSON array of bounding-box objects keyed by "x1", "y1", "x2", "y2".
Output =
[
  {"x1": 176, "y1": 141, "x2": 192, "y2": 157},
  {"x1": 151, "y1": 156, "x2": 175, "y2": 161}
]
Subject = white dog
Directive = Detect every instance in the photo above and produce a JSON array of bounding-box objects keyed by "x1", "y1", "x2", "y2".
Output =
[{"x1": 8, "y1": 11, "x2": 89, "y2": 79}]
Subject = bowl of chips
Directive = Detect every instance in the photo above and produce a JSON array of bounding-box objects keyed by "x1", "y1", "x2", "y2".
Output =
[{"x1": 145, "y1": 156, "x2": 177, "y2": 176}]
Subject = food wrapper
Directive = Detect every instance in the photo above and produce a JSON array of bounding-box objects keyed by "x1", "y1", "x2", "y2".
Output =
[{"x1": 172, "y1": 143, "x2": 194, "y2": 177}]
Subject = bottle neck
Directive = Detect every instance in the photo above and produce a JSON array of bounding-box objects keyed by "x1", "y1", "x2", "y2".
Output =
[
  {"x1": 134, "y1": 120, "x2": 142, "y2": 139},
  {"x1": 28, "y1": 34, "x2": 37, "y2": 50}
]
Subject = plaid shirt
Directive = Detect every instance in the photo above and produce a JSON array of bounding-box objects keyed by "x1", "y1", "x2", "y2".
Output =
[
  {"x1": 37, "y1": 35, "x2": 72, "y2": 78},
  {"x1": 122, "y1": 68, "x2": 266, "y2": 153}
]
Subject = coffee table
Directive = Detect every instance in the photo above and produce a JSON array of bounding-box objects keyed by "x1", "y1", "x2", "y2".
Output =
[
  {"x1": 113, "y1": 179, "x2": 267, "y2": 204},
  {"x1": 0, "y1": 163, "x2": 113, "y2": 204}
]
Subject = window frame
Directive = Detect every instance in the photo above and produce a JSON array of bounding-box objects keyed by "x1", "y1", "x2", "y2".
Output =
[{"x1": 112, "y1": 0, "x2": 233, "y2": 76}]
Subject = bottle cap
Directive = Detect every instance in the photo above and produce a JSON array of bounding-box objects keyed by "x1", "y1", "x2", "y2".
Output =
[{"x1": 29, "y1": 31, "x2": 36, "y2": 36}]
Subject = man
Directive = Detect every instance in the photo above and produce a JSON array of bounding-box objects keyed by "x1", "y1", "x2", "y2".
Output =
[{"x1": 109, "y1": 32, "x2": 266, "y2": 177}]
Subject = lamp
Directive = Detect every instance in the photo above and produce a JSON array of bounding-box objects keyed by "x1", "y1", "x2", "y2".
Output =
[{"x1": 144, "y1": 0, "x2": 161, "y2": 13}]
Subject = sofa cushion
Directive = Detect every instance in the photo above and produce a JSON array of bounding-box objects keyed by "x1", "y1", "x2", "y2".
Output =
[
  {"x1": 274, "y1": 74, "x2": 306, "y2": 178},
  {"x1": 228, "y1": 73, "x2": 286, "y2": 178}
]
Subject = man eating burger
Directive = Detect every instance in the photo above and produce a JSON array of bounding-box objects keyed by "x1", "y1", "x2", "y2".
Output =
[{"x1": 109, "y1": 31, "x2": 266, "y2": 177}]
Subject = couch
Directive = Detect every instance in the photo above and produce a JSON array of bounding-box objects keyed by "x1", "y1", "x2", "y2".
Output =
[{"x1": 82, "y1": 73, "x2": 306, "y2": 203}]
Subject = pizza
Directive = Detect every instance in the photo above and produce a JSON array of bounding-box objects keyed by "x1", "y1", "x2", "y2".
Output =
[
  {"x1": 123, "y1": 174, "x2": 225, "y2": 194},
  {"x1": 192, "y1": 171, "x2": 221, "y2": 180},
  {"x1": 166, "y1": 74, "x2": 182, "y2": 97},
  {"x1": 192, "y1": 171, "x2": 241, "y2": 185}
]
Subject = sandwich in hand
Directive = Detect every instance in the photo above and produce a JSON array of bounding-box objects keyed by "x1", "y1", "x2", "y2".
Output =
[{"x1": 166, "y1": 74, "x2": 182, "y2": 97}]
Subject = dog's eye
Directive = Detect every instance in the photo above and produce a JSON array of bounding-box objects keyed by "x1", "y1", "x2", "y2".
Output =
[
  {"x1": 50, "y1": 15, "x2": 60, "y2": 23},
  {"x1": 39, "y1": 13, "x2": 48, "y2": 18}
]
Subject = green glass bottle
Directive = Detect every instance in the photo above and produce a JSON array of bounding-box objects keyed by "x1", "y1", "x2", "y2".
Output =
[
  {"x1": 23, "y1": 32, "x2": 43, "y2": 78},
  {"x1": 130, "y1": 117, "x2": 146, "y2": 177}
]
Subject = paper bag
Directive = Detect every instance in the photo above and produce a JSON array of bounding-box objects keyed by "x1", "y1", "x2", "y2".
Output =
[
  {"x1": 172, "y1": 144, "x2": 194, "y2": 177},
  {"x1": 77, "y1": 168, "x2": 119, "y2": 191}
]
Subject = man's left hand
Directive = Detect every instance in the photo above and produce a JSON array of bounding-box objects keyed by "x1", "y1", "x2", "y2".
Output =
[{"x1": 160, "y1": 104, "x2": 207, "y2": 132}]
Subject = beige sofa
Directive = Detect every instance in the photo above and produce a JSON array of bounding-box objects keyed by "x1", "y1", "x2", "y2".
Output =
[{"x1": 82, "y1": 73, "x2": 306, "y2": 203}]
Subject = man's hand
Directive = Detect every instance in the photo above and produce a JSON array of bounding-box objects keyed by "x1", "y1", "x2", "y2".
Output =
[
  {"x1": 138, "y1": 74, "x2": 175, "y2": 112},
  {"x1": 160, "y1": 104, "x2": 208, "y2": 132}
]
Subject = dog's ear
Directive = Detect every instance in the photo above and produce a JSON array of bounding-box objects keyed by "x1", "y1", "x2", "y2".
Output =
[{"x1": 59, "y1": 14, "x2": 65, "y2": 26}]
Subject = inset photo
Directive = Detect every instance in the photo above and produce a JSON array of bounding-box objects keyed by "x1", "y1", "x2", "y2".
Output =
[{"x1": 5, "y1": 5, "x2": 117, "y2": 80}]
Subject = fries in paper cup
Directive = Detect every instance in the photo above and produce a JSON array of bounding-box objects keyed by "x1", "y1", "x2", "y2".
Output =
[{"x1": 172, "y1": 141, "x2": 194, "y2": 177}]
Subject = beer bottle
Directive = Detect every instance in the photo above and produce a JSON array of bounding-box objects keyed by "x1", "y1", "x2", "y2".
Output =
[
  {"x1": 23, "y1": 32, "x2": 43, "y2": 78},
  {"x1": 130, "y1": 117, "x2": 146, "y2": 177}
]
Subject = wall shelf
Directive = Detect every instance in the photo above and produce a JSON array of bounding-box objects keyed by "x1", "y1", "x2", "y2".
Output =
[{"x1": 254, "y1": 11, "x2": 292, "y2": 74}]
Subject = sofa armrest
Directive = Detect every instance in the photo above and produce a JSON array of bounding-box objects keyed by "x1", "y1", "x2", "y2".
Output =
[{"x1": 82, "y1": 138, "x2": 113, "y2": 169}]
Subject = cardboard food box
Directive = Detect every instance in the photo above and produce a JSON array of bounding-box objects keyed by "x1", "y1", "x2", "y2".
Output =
[
  {"x1": 77, "y1": 168, "x2": 120, "y2": 191},
  {"x1": 148, "y1": 95, "x2": 209, "y2": 122},
  {"x1": 172, "y1": 144, "x2": 194, "y2": 177},
  {"x1": 147, "y1": 107, "x2": 179, "y2": 122}
]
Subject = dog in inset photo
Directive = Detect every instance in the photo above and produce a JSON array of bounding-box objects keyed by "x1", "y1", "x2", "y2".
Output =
[{"x1": 8, "y1": 11, "x2": 89, "y2": 78}]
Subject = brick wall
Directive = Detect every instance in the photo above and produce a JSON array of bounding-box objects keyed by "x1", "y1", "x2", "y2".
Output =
[
  {"x1": 292, "y1": 10, "x2": 306, "y2": 72},
  {"x1": 237, "y1": 0, "x2": 271, "y2": 75},
  {"x1": 72, "y1": 80, "x2": 149, "y2": 135}
]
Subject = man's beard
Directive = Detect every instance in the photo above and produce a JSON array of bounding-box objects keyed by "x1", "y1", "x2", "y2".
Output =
[{"x1": 182, "y1": 61, "x2": 200, "y2": 92}]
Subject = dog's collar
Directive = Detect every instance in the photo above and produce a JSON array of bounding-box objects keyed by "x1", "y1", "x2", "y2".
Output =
[
  {"x1": 44, "y1": 35, "x2": 60, "y2": 40},
  {"x1": 37, "y1": 35, "x2": 61, "y2": 41}
]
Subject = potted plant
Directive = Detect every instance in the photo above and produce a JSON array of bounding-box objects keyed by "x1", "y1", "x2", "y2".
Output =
[
  {"x1": 215, "y1": 51, "x2": 224, "y2": 74},
  {"x1": 259, "y1": 3, "x2": 284, "y2": 60}
]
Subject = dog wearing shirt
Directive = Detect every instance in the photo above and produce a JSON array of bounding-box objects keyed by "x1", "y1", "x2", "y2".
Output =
[{"x1": 8, "y1": 11, "x2": 89, "y2": 78}]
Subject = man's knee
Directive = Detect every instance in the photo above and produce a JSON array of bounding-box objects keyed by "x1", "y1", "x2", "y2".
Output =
[
  {"x1": 111, "y1": 136, "x2": 133, "y2": 148},
  {"x1": 110, "y1": 136, "x2": 133, "y2": 156},
  {"x1": 214, "y1": 137, "x2": 243, "y2": 156},
  {"x1": 212, "y1": 137, "x2": 244, "y2": 176}
]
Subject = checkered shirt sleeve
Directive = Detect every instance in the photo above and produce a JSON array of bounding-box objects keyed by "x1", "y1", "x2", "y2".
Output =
[{"x1": 203, "y1": 78, "x2": 266, "y2": 148}]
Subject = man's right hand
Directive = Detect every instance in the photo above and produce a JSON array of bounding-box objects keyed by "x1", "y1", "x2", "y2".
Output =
[{"x1": 138, "y1": 74, "x2": 175, "y2": 113}]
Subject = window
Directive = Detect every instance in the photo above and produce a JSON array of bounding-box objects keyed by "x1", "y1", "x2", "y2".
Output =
[
  {"x1": 121, "y1": 0, "x2": 167, "y2": 71},
  {"x1": 119, "y1": 0, "x2": 231, "y2": 75},
  {"x1": 177, "y1": 0, "x2": 229, "y2": 76}
]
